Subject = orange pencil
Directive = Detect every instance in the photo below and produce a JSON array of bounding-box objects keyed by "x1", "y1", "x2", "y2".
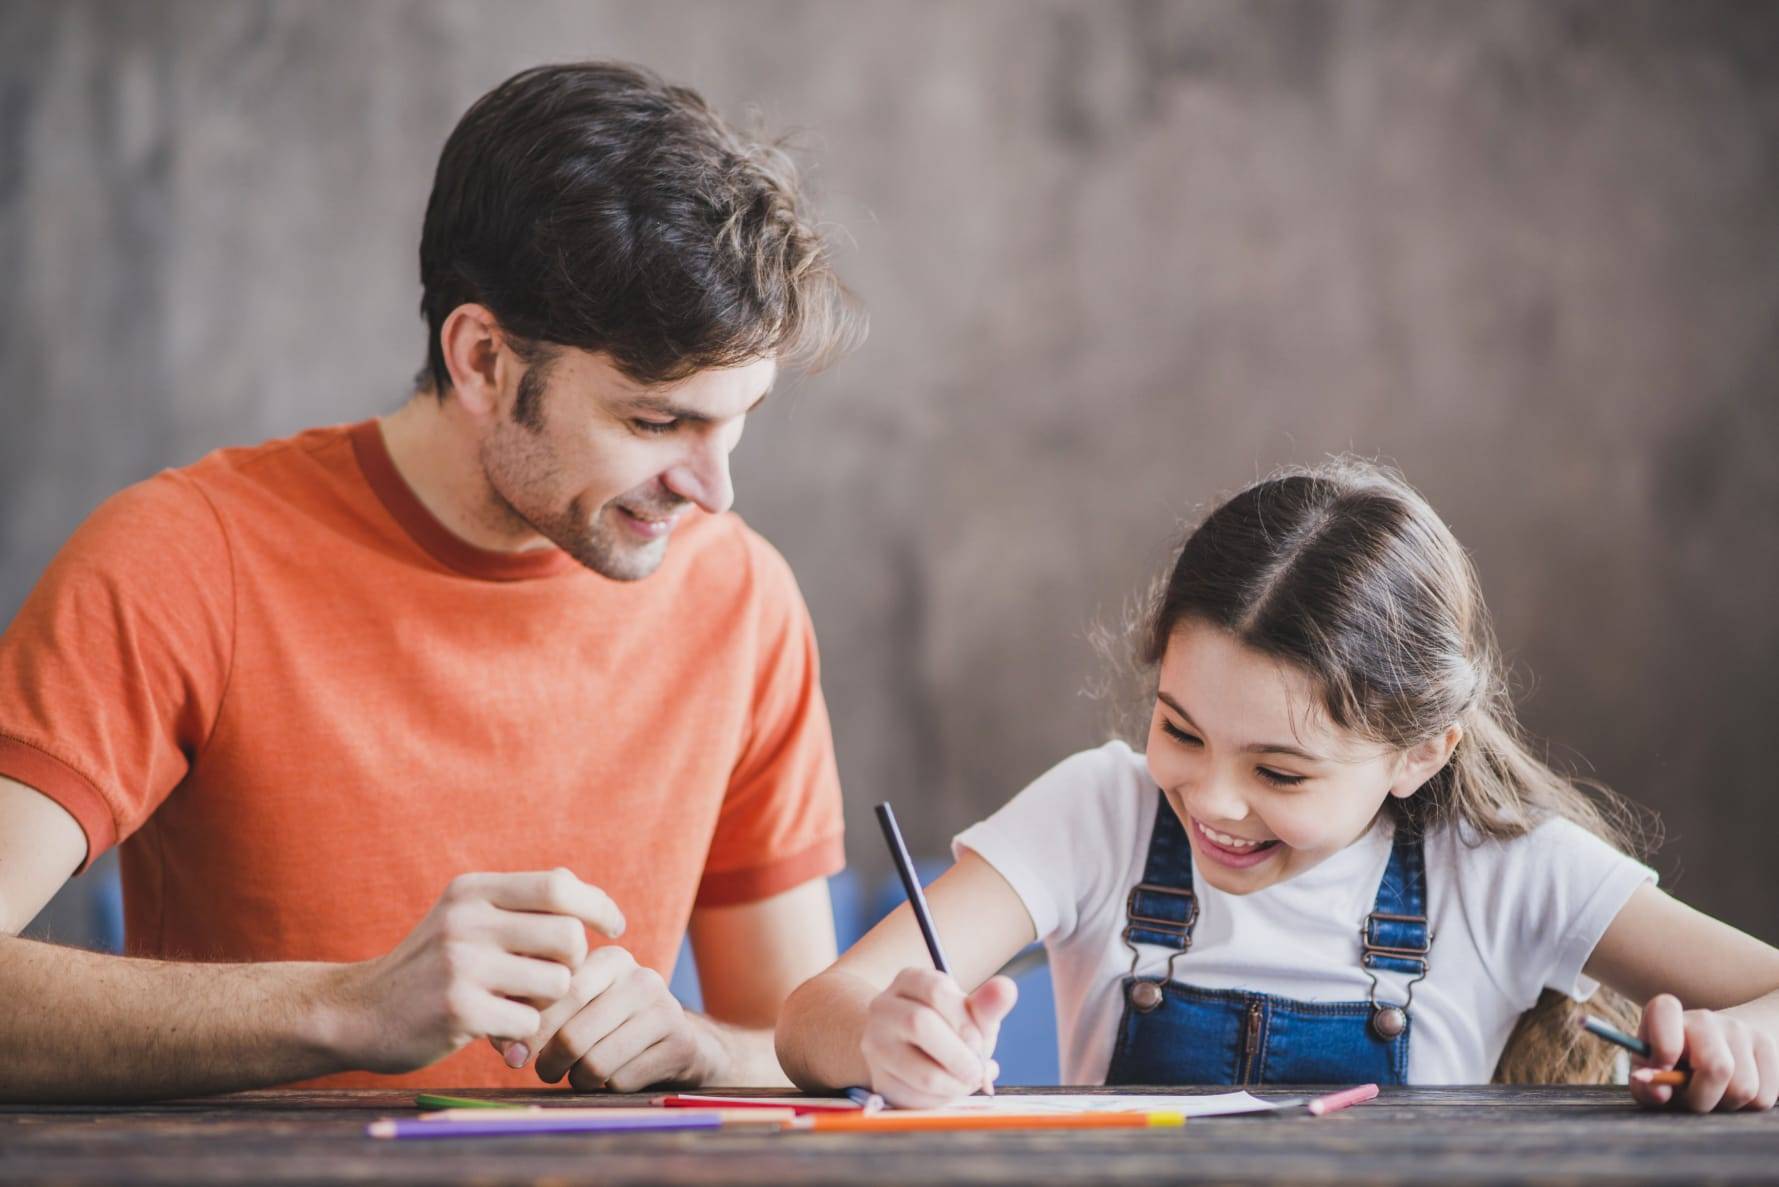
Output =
[
  {"x1": 1579, "y1": 1015, "x2": 1693, "y2": 1088},
  {"x1": 1630, "y1": 1069, "x2": 1690, "y2": 1087},
  {"x1": 793, "y1": 1111, "x2": 1186, "y2": 1133}
]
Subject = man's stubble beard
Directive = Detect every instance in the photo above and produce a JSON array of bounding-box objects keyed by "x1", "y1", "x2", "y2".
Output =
[{"x1": 479, "y1": 412, "x2": 671, "y2": 584}]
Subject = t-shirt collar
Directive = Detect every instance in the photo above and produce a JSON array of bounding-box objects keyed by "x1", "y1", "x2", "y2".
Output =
[{"x1": 348, "y1": 419, "x2": 578, "y2": 582}]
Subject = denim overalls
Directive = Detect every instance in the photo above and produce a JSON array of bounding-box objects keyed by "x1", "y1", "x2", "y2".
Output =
[{"x1": 1105, "y1": 792, "x2": 1430, "y2": 1086}]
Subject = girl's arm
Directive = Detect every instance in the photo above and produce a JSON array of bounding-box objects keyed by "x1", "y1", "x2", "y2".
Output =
[
  {"x1": 1584, "y1": 883, "x2": 1779, "y2": 1112},
  {"x1": 775, "y1": 849, "x2": 1037, "y2": 1101}
]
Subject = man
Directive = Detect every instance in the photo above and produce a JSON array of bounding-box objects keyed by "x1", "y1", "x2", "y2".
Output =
[{"x1": 0, "y1": 61, "x2": 863, "y2": 1100}]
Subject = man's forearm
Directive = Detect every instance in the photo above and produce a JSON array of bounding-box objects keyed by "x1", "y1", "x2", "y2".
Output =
[
  {"x1": 0, "y1": 933, "x2": 355, "y2": 1102},
  {"x1": 696, "y1": 1012, "x2": 793, "y2": 1087}
]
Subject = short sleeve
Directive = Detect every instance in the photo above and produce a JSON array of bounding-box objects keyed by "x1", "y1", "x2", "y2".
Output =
[
  {"x1": 695, "y1": 533, "x2": 844, "y2": 907},
  {"x1": 1456, "y1": 815, "x2": 1657, "y2": 1006},
  {"x1": 0, "y1": 472, "x2": 234, "y2": 870},
  {"x1": 952, "y1": 741, "x2": 1144, "y2": 945}
]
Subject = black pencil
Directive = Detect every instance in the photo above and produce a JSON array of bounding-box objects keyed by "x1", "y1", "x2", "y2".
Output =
[
  {"x1": 875, "y1": 801, "x2": 994, "y2": 1095},
  {"x1": 874, "y1": 801, "x2": 951, "y2": 974}
]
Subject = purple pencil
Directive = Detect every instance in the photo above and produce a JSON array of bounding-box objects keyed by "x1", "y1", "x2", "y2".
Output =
[{"x1": 367, "y1": 1113, "x2": 723, "y2": 1139}]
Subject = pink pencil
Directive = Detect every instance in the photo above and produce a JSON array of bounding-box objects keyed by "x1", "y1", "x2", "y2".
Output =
[{"x1": 1304, "y1": 1083, "x2": 1379, "y2": 1116}]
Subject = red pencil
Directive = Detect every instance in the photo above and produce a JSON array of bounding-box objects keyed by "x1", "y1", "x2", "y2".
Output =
[{"x1": 656, "y1": 1094, "x2": 862, "y2": 1116}]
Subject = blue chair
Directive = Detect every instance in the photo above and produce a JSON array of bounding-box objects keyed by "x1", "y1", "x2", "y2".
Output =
[{"x1": 666, "y1": 869, "x2": 867, "y2": 1014}]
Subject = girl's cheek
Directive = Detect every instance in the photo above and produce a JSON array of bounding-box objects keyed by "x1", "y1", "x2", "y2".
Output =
[
  {"x1": 1273, "y1": 787, "x2": 1392, "y2": 852},
  {"x1": 1262, "y1": 793, "x2": 1355, "y2": 851},
  {"x1": 1264, "y1": 809, "x2": 1326, "y2": 852}
]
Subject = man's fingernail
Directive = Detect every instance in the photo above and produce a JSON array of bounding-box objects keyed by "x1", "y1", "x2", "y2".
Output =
[{"x1": 505, "y1": 1043, "x2": 529, "y2": 1068}]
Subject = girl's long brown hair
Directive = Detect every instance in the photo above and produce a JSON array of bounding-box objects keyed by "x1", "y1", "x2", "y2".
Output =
[{"x1": 1132, "y1": 457, "x2": 1657, "y2": 1083}]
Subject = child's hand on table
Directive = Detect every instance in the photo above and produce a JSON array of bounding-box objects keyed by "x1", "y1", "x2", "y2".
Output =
[
  {"x1": 1633, "y1": 994, "x2": 1778, "y2": 1112},
  {"x1": 860, "y1": 969, "x2": 1018, "y2": 1108}
]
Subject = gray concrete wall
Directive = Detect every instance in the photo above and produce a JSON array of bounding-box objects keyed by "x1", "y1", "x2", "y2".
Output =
[{"x1": 4, "y1": 1, "x2": 1776, "y2": 943}]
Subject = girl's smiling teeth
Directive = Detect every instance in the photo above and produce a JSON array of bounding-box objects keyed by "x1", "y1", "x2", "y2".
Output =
[
  {"x1": 1191, "y1": 816, "x2": 1283, "y2": 864},
  {"x1": 1199, "y1": 822, "x2": 1270, "y2": 848}
]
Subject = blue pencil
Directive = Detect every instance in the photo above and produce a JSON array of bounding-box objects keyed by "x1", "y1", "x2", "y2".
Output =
[
  {"x1": 367, "y1": 1113, "x2": 723, "y2": 1139},
  {"x1": 1579, "y1": 1014, "x2": 1692, "y2": 1085},
  {"x1": 1581, "y1": 1014, "x2": 1652, "y2": 1058}
]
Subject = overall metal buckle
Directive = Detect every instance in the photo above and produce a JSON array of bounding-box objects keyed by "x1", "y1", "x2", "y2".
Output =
[
  {"x1": 1359, "y1": 910, "x2": 1430, "y2": 1039},
  {"x1": 1123, "y1": 883, "x2": 1196, "y2": 1014}
]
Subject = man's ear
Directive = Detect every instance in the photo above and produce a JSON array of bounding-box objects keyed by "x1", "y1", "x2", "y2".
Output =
[
  {"x1": 437, "y1": 304, "x2": 509, "y2": 421},
  {"x1": 1387, "y1": 722, "x2": 1464, "y2": 800}
]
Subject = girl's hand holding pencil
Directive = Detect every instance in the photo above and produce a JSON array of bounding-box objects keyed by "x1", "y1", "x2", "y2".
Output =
[
  {"x1": 1627, "y1": 996, "x2": 1778, "y2": 1113},
  {"x1": 860, "y1": 968, "x2": 1018, "y2": 1109}
]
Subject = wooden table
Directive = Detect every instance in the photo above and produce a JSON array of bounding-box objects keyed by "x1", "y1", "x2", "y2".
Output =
[{"x1": 2, "y1": 1086, "x2": 1774, "y2": 1185}]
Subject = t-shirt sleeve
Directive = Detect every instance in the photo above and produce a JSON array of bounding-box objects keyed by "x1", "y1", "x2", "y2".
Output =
[
  {"x1": 1458, "y1": 815, "x2": 1657, "y2": 1006},
  {"x1": 0, "y1": 472, "x2": 234, "y2": 870},
  {"x1": 952, "y1": 742, "x2": 1139, "y2": 945},
  {"x1": 695, "y1": 533, "x2": 845, "y2": 907}
]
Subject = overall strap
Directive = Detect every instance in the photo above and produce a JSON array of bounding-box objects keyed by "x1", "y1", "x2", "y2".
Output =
[
  {"x1": 1123, "y1": 791, "x2": 1199, "y2": 950},
  {"x1": 1360, "y1": 829, "x2": 1430, "y2": 978}
]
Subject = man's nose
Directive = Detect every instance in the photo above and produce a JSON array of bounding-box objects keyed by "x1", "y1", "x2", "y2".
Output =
[{"x1": 661, "y1": 435, "x2": 735, "y2": 515}]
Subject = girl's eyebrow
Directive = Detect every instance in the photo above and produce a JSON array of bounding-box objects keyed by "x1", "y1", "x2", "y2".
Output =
[{"x1": 1156, "y1": 691, "x2": 1325, "y2": 763}]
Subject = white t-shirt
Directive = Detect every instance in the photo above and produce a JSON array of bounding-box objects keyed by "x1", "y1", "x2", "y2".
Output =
[{"x1": 953, "y1": 740, "x2": 1655, "y2": 1085}]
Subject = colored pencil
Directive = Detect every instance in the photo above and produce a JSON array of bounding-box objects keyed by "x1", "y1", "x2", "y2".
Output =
[
  {"x1": 1579, "y1": 1014, "x2": 1692, "y2": 1086},
  {"x1": 421, "y1": 1106, "x2": 796, "y2": 1126},
  {"x1": 1580, "y1": 1014, "x2": 1653, "y2": 1057},
  {"x1": 845, "y1": 1086, "x2": 887, "y2": 1111},
  {"x1": 369, "y1": 1113, "x2": 722, "y2": 1139},
  {"x1": 1629, "y1": 1069, "x2": 1691, "y2": 1087},
  {"x1": 878, "y1": 798, "x2": 1002, "y2": 1099},
  {"x1": 656, "y1": 1093, "x2": 861, "y2": 1115},
  {"x1": 1304, "y1": 1083, "x2": 1379, "y2": 1116},
  {"x1": 875, "y1": 802, "x2": 951, "y2": 974},
  {"x1": 414, "y1": 1092, "x2": 520, "y2": 1110},
  {"x1": 792, "y1": 1110, "x2": 1186, "y2": 1133}
]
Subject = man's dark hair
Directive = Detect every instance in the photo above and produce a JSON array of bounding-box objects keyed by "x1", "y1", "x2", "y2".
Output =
[{"x1": 418, "y1": 61, "x2": 862, "y2": 395}]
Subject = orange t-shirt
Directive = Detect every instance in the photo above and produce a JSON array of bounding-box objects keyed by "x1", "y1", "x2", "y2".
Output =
[{"x1": 0, "y1": 421, "x2": 845, "y2": 1088}]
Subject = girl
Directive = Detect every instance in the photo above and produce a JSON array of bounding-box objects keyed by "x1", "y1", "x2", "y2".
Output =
[{"x1": 776, "y1": 459, "x2": 1779, "y2": 1111}]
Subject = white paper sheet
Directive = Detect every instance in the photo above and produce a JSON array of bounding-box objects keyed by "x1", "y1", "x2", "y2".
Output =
[
  {"x1": 667, "y1": 1090, "x2": 1293, "y2": 1119},
  {"x1": 913, "y1": 1091, "x2": 1283, "y2": 1118}
]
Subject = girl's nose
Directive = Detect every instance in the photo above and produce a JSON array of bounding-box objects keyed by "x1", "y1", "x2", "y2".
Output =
[{"x1": 1183, "y1": 772, "x2": 1251, "y2": 827}]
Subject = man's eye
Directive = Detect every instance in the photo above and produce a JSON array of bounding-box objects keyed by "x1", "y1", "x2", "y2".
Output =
[{"x1": 633, "y1": 418, "x2": 679, "y2": 435}]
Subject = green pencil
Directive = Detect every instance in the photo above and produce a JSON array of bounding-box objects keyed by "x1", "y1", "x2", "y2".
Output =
[{"x1": 415, "y1": 1093, "x2": 520, "y2": 1111}]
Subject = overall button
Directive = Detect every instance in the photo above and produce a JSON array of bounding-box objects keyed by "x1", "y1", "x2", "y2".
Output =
[
  {"x1": 1371, "y1": 1005, "x2": 1407, "y2": 1039},
  {"x1": 1130, "y1": 981, "x2": 1164, "y2": 1013}
]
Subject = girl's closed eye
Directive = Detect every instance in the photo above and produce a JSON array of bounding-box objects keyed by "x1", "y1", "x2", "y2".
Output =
[
  {"x1": 1160, "y1": 718, "x2": 1308, "y2": 787},
  {"x1": 1160, "y1": 719, "x2": 1200, "y2": 746}
]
